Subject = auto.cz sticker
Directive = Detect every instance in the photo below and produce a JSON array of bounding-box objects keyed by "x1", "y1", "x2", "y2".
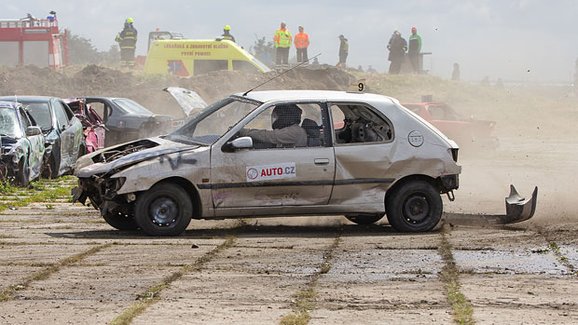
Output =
[{"x1": 246, "y1": 162, "x2": 296, "y2": 182}]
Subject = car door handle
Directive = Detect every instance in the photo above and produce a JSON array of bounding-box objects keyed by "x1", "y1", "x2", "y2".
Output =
[{"x1": 314, "y1": 158, "x2": 330, "y2": 165}]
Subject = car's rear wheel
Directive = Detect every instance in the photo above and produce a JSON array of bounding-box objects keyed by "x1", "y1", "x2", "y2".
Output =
[
  {"x1": 103, "y1": 212, "x2": 138, "y2": 231},
  {"x1": 385, "y1": 180, "x2": 442, "y2": 232},
  {"x1": 345, "y1": 214, "x2": 383, "y2": 225},
  {"x1": 134, "y1": 183, "x2": 192, "y2": 236}
]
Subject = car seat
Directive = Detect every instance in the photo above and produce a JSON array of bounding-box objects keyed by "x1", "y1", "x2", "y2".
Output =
[{"x1": 301, "y1": 118, "x2": 321, "y2": 146}]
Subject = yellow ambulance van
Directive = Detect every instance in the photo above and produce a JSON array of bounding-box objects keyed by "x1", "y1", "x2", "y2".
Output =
[{"x1": 143, "y1": 39, "x2": 271, "y2": 77}]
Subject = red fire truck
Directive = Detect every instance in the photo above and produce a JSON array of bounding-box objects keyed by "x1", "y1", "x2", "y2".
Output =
[{"x1": 0, "y1": 13, "x2": 68, "y2": 69}]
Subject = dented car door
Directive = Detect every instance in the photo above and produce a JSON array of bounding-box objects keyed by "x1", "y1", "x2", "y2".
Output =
[
  {"x1": 211, "y1": 146, "x2": 335, "y2": 210},
  {"x1": 210, "y1": 102, "x2": 335, "y2": 212},
  {"x1": 328, "y1": 102, "x2": 396, "y2": 212}
]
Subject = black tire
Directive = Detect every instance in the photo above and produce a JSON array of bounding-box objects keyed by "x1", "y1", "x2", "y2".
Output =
[
  {"x1": 385, "y1": 180, "x2": 442, "y2": 232},
  {"x1": 134, "y1": 183, "x2": 193, "y2": 236},
  {"x1": 345, "y1": 214, "x2": 383, "y2": 225},
  {"x1": 42, "y1": 154, "x2": 58, "y2": 179},
  {"x1": 103, "y1": 212, "x2": 138, "y2": 231},
  {"x1": 16, "y1": 159, "x2": 30, "y2": 187}
]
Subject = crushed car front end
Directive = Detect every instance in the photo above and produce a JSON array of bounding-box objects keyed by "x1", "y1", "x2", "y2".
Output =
[
  {"x1": 73, "y1": 137, "x2": 207, "y2": 217},
  {"x1": 0, "y1": 138, "x2": 25, "y2": 181}
]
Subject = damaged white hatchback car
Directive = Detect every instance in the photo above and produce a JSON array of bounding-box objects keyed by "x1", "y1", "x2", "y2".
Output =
[{"x1": 73, "y1": 90, "x2": 463, "y2": 236}]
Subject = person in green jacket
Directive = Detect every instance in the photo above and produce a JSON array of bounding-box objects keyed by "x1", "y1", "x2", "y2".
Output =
[{"x1": 408, "y1": 26, "x2": 422, "y2": 73}]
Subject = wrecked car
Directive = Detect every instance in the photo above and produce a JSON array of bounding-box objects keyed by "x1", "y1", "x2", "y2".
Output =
[
  {"x1": 66, "y1": 98, "x2": 106, "y2": 153},
  {"x1": 0, "y1": 101, "x2": 45, "y2": 186},
  {"x1": 73, "y1": 90, "x2": 537, "y2": 236},
  {"x1": 73, "y1": 90, "x2": 465, "y2": 235},
  {"x1": 81, "y1": 96, "x2": 185, "y2": 147},
  {"x1": 0, "y1": 96, "x2": 85, "y2": 178},
  {"x1": 402, "y1": 101, "x2": 498, "y2": 148}
]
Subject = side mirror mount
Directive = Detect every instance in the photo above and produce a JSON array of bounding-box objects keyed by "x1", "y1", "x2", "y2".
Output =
[
  {"x1": 222, "y1": 136, "x2": 253, "y2": 152},
  {"x1": 25, "y1": 126, "x2": 42, "y2": 136}
]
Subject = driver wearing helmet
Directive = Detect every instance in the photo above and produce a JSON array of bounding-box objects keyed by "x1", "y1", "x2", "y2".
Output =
[{"x1": 239, "y1": 104, "x2": 307, "y2": 148}]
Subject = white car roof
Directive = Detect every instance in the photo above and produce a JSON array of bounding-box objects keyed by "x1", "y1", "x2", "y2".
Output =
[{"x1": 237, "y1": 90, "x2": 398, "y2": 104}]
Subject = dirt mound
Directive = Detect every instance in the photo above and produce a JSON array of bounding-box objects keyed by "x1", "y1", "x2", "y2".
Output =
[
  {"x1": 0, "y1": 65, "x2": 356, "y2": 114},
  {"x1": 0, "y1": 65, "x2": 70, "y2": 96}
]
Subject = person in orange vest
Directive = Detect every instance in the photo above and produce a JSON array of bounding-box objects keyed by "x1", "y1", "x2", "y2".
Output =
[
  {"x1": 273, "y1": 22, "x2": 292, "y2": 66},
  {"x1": 294, "y1": 26, "x2": 310, "y2": 64}
]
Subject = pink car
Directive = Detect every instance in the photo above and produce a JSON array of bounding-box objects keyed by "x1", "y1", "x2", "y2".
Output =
[
  {"x1": 402, "y1": 102, "x2": 498, "y2": 148},
  {"x1": 66, "y1": 98, "x2": 106, "y2": 153}
]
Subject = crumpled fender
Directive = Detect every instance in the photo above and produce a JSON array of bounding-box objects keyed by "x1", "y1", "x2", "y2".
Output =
[{"x1": 76, "y1": 144, "x2": 198, "y2": 178}]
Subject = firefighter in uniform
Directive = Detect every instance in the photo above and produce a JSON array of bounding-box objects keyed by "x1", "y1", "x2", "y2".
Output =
[
  {"x1": 115, "y1": 18, "x2": 138, "y2": 67},
  {"x1": 274, "y1": 22, "x2": 292, "y2": 67},
  {"x1": 221, "y1": 25, "x2": 236, "y2": 42}
]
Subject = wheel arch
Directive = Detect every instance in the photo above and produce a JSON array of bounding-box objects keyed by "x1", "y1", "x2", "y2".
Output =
[
  {"x1": 151, "y1": 176, "x2": 202, "y2": 219},
  {"x1": 385, "y1": 174, "x2": 439, "y2": 203}
]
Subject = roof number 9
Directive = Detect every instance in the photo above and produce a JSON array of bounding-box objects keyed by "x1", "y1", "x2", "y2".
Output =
[{"x1": 358, "y1": 82, "x2": 365, "y2": 92}]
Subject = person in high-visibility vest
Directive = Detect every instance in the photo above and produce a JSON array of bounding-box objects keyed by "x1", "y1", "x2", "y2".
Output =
[
  {"x1": 115, "y1": 18, "x2": 138, "y2": 67},
  {"x1": 294, "y1": 26, "x2": 310, "y2": 63},
  {"x1": 221, "y1": 24, "x2": 236, "y2": 42},
  {"x1": 273, "y1": 22, "x2": 292, "y2": 66}
]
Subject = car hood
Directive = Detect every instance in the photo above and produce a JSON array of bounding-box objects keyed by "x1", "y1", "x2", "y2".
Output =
[
  {"x1": 75, "y1": 137, "x2": 199, "y2": 177},
  {"x1": 164, "y1": 87, "x2": 207, "y2": 117}
]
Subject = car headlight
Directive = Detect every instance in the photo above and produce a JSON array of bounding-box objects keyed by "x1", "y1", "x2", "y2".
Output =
[{"x1": 102, "y1": 177, "x2": 126, "y2": 200}]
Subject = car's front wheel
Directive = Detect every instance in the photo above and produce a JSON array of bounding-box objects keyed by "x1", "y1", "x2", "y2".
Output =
[
  {"x1": 42, "y1": 154, "x2": 58, "y2": 179},
  {"x1": 16, "y1": 158, "x2": 30, "y2": 187},
  {"x1": 103, "y1": 212, "x2": 138, "y2": 231},
  {"x1": 134, "y1": 183, "x2": 192, "y2": 236},
  {"x1": 385, "y1": 180, "x2": 442, "y2": 232}
]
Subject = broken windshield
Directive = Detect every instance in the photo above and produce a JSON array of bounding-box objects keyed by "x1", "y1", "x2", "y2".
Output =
[
  {"x1": 0, "y1": 108, "x2": 20, "y2": 137},
  {"x1": 166, "y1": 96, "x2": 260, "y2": 145}
]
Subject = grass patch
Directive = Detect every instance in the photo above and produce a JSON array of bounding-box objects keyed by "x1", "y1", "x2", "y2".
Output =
[
  {"x1": 0, "y1": 243, "x2": 112, "y2": 302},
  {"x1": 0, "y1": 177, "x2": 75, "y2": 212},
  {"x1": 438, "y1": 229, "x2": 475, "y2": 325},
  {"x1": 547, "y1": 241, "x2": 575, "y2": 275},
  {"x1": 280, "y1": 235, "x2": 341, "y2": 325},
  {"x1": 110, "y1": 237, "x2": 236, "y2": 325}
]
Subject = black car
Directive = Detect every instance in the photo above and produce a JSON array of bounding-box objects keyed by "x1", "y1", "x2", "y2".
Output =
[
  {"x1": 82, "y1": 97, "x2": 181, "y2": 146},
  {"x1": 0, "y1": 101, "x2": 45, "y2": 186},
  {"x1": 0, "y1": 96, "x2": 85, "y2": 178}
]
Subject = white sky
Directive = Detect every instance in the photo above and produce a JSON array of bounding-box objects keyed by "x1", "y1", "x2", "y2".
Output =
[{"x1": 5, "y1": 0, "x2": 578, "y2": 83}]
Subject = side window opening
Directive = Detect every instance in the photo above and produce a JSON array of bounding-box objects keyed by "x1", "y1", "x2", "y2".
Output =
[
  {"x1": 86, "y1": 102, "x2": 107, "y2": 122},
  {"x1": 52, "y1": 100, "x2": 70, "y2": 128},
  {"x1": 330, "y1": 103, "x2": 393, "y2": 144},
  {"x1": 62, "y1": 103, "x2": 75, "y2": 120},
  {"x1": 194, "y1": 60, "x2": 228, "y2": 75},
  {"x1": 19, "y1": 109, "x2": 31, "y2": 129},
  {"x1": 241, "y1": 102, "x2": 326, "y2": 149}
]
